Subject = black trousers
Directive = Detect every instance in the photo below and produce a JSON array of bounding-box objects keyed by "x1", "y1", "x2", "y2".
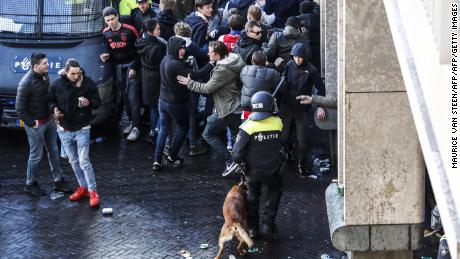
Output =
[
  {"x1": 246, "y1": 173, "x2": 282, "y2": 230},
  {"x1": 279, "y1": 108, "x2": 311, "y2": 169}
]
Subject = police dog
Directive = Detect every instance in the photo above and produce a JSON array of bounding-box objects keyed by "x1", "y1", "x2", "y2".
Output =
[{"x1": 215, "y1": 182, "x2": 254, "y2": 259}]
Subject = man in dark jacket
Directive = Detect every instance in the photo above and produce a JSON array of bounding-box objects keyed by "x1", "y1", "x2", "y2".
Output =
[
  {"x1": 101, "y1": 7, "x2": 141, "y2": 141},
  {"x1": 136, "y1": 18, "x2": 167, "y2": 144},
  {"x1": 174, "y1": 22, "x2": 211, "y2": 156},
  {"x1": 49, "y1": 58, "x2": 101, "y2": 208},
  {"x1": 263, "y1": 0, "x2": 302, "y2": 30},
  {"x1": 263, "y1": 16, "x2": 312, "y2": 72},
  {"x1": 234, "y1": 20, "x2": 263, "y2": 65},
  {"x1": 158, "y1": 0, "x2": 178, "y2": 40},
  {"x1": 232, "y1": 91, "x2": 283, "y2": 237},
  {"x1": 153, "y1": 37, "x2": 193, "y2": 171},
  {"x1": 15, "y1": 52, "x2": 69, "y2": 196},
  {"x1": 240, "y1": 51, "x2": 280, "y2": 119},
  {"x1": 279, "y1": 43, "x2": 325, "y2": 178},
  {"x1": 128, "y1": 0, "x2": 157, "y2": 33},
  {"x1": 184, "y1": 0, "x2": 217, "y2": 49},
  {"x1": 298, "y1": 0, "x2": 321, "y2": 70}
]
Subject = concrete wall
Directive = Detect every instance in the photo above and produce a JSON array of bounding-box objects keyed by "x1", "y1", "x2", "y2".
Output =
[{"x1": 340, "y1": 0, "x2": 425, "y2": 226}]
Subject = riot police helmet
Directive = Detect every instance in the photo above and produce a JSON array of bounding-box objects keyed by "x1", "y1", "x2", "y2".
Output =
[{"x1": 249, "y1": 91, "x2": 275, "y2": 121}]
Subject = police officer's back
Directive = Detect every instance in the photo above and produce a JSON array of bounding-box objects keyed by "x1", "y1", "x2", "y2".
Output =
[{"x1": 232, "y1": 91, "x2": 283, "y2": 237}]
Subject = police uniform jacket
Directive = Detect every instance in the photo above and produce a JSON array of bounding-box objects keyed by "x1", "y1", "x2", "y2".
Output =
[{"x1": 232, "y1": 116, "x2": 283, "y2": 177}]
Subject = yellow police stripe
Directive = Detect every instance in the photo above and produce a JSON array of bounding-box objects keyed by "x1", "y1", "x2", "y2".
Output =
[{"x1": 240, "y1": 116, "x2": 283, "y2": 135}]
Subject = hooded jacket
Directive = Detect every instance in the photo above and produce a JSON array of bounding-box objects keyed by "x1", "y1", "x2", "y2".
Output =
[
  {"x1": 281, "y1": 43, "x2": 325, "y2": 110},
  {"x1": 158, "y1": 9, "x2": 178, "y2": 41},
  {"x1": 136, "y1": 33, "x2": 167, "y2": 105},
  {"x1": 48, "y1": 70, "x2": 101, "y2": 131},
  {"x1": 15, "y1": 70, "x2": 52, "y2": 127},
  {"x1": 233, "y1": 33, "x2": 263, "y2": 65},
  {"x1": 187, "y1": 53, "x2": 246, "y2": 118},
  {"x1": 263, "y1": 26, "x2": 312, "y2": 63},
  {"x1": 240, "y1": 65, "x2": 280, "y2": 110},
  {"x1": 160, "y1": 37, "x2": 193, "y2": 104},
  {"x1": 176, "y1": 35, "x2": 209, "y2": 69}
]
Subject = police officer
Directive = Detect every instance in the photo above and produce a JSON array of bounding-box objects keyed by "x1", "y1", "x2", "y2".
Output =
[{"x1": 232, "y1": 91, "x2": 283, "y2": 238}]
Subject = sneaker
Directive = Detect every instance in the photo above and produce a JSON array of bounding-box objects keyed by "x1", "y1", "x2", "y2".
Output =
[
  {"x1": 69, "y1": 186, "x2": 89, "y2": 201},
  {"x1": 166, "y1": 156, "x2": 184, "y2": 168},
  {"x1": 24, "y1": 181, "x2": 46, "y2": 196},
  {"x1": 222, "y1": 161, "x2": 240, "y2": 177},
  {"x1": 89, "y1": 191, "x2": 100, "y2": 207},
  {"x1": 189, "y1": 145, "x2": 208, "y2": 156},
  {"x1": 123, "y1": 122, "x2": 133, "y2": 135},
  {"x1": 127, "y1": 127, "x2": 140, "y2": 141},
  {"x1": 152, "y1": 161, "x2": 162, "y2": 171},
  {"x1": 53, "y1": 179, "x2": 72, "y2": 193},
  {"x1": 163, "y1": 144, "x2": 171, "y2": 157}
]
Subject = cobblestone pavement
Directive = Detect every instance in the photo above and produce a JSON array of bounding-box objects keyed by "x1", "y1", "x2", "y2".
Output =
[{"x1": 0, "y1": 127, "x2": 437, "y2": 259}]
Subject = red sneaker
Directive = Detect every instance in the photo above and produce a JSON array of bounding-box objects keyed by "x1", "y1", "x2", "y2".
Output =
[
  {"x1": 89, "y1": 191, "x2": 100, "y2": 207},
  {"x1": 69, "y1": 187, "x2": 88, "y2": 201}
]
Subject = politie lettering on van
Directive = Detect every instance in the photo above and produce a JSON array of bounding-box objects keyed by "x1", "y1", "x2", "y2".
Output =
[{"x1": 0, "y1": 0, "x2": 122, "y2": 129}]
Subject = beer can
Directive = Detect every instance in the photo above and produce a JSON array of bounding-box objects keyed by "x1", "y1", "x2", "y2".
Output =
[
  {"x1": 102, "y1": 208, "x2": 113, "y2": 216},
  {"x1": 78, "y1": 97, "x2": 85, "y2": 108}
]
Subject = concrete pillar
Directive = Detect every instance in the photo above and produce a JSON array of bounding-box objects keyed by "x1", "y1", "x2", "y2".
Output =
[{"x1": 325, "y1": 0, "x2": 426, "y2": 258}]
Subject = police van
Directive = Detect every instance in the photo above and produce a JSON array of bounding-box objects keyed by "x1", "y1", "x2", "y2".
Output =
[{"x1": 0, "y1": 0, "x2": 122, "y2": 129}]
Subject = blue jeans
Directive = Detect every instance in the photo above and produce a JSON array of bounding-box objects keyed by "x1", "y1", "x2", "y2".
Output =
[
  {"x1": 116, "y1": 63, "x2": 140, "y2": 127},
  {"x1": 24, "y1": 120, "x2": 63, "y2": 185},
  {"x1": 58, "y1": 128, "x2": 97, "y2": 191},
  {"x1": 154, "y1": 100, "x2": 190, "y2": 162},
  {"x1": 202, "y1": 112, "x2": 241, "y2": 162},
  {"x1": 150, "y1": 104, "x2": 160, "y2": 132}
]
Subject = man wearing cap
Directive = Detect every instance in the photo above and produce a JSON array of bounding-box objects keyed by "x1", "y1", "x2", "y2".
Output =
[
  {"x1": 232, "y1": 91, "x2": 283, "y2": 238},
  {"x1": 129, "y1": 0, "x2": 157, "y2": 34}
]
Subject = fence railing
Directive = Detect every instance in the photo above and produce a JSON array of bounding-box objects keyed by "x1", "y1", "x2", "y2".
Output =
[{"x1": 0, "y1": 0, "x2": 109, "y2": 39}]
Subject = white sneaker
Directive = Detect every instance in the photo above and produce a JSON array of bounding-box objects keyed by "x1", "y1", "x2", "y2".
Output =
[
  {"x1": 123, "y1": 123, "x2": 133, "y2": 135},
  {"x1": 127, "y1": 127, "x2": 140, "y2": 141}
]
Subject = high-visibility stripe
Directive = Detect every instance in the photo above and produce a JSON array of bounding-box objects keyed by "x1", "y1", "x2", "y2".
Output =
[{"x1": 240, "y1": 116, "x2": 282, "y2": 135}]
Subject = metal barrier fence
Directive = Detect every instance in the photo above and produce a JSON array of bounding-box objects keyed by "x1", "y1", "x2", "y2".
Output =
[{"x1": 0, "y1": 0, "x2": 109, "y2": 39}]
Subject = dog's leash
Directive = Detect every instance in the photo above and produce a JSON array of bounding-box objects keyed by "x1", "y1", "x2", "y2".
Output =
[{"x1": 238, "y1": 163, "x2": 247, "y2": 185}]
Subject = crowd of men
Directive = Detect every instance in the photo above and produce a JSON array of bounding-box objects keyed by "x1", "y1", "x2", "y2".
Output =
[{"x1": 15, "y1": 0, "x2": 333, "y2": 238}]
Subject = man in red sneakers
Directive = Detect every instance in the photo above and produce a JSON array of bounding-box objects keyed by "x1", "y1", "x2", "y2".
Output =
[{"x1": 49, "y1": 58, "x2": 101, "y2": 207}]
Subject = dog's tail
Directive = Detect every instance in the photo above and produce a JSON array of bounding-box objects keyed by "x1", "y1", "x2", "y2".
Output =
[{"x1": 234, "y1": 223, "x2": 254, "y2": 248}]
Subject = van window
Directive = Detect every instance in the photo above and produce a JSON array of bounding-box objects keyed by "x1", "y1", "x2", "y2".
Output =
[{"x1": 0, "y1": 0, "x2": 107, "y2": 39}]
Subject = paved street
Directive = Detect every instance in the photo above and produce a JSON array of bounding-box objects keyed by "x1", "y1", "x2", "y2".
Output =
[
  {"x1": 0, "y1": 126, "x2": 439, "y2": 259},
  {"x1": 0, "y1": 126, "x2": 344, "y2": 259}
]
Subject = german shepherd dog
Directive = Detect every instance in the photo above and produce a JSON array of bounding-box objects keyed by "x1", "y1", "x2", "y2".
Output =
[{"x1": 215, "y1": 182, "x2": 254, "y2": 259}]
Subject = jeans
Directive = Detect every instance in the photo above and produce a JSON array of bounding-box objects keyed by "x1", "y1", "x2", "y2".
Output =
[
  {"x1": 150, "y1": 104, "x2": 159, "y2": 132},
  {"x1": 154, "y1": 100, "x2": 190, "y2": 162},
  {"x1": 116, "y1": 63, "x2": 141, "y2": 127},
  {"x1": 24, "y1": 120, "x2": 63, "y2": 185},
  {"x1": 58, "y1": 128, "x2": 97, "y2": 191},
  {"x1": 202, "y1": 112, "x2": 241, "y2": 162}
]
